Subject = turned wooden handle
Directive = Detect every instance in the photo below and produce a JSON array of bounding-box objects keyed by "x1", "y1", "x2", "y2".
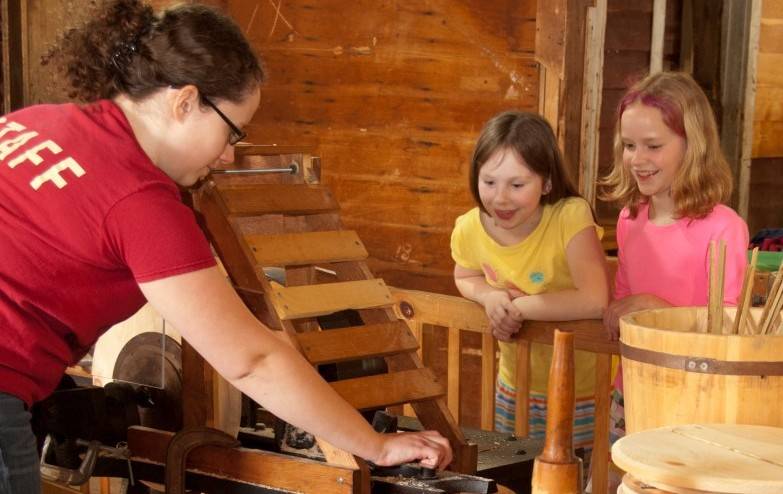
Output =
[{"x1": 540, "y1": 328, "x2": 576, "y2": 463}]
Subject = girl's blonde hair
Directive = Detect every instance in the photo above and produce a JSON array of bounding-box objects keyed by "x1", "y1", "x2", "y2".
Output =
[{"x1": 600, "y1": 71, "x2": 732, "y2": 218}]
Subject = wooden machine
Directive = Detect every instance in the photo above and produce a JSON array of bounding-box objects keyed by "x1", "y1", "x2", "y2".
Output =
[{"x1": 40, "y1": 146, "x2": 519, "y2": 494}]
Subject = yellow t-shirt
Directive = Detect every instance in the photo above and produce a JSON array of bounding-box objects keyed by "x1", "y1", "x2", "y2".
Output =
[{"x1": 450, "y1": 196, "x2": 602, "y2": 396}]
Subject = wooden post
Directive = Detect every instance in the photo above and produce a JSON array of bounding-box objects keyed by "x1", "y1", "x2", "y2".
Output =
[
  {"x1": 447, "y1": 327, "x2": 461, "y2": 421},
  {"x1": 650, "y1": 0, "x2": 667, "y2": 74},
  {"x1": 591, "y1": 354, "x2": 612, "y2": 494},
  {"x1": 536, "y1": 0, "x2": 592, "y2": 185},
  {"x1": 579, "y1": 0, "x2": 607, "y2": 207},
  {"x1": 480, "y1": 333, "x2": 497, "y2": 431},
  {"x1": 1, "y1": 0, "x2": 25, "y2": 112},
  {"x1": 531, "y1": 329, "x2": 582, "y2": 494},
  {"x1": 680, "y1": 0, "x2": 694, "y2": 73},
  {"x1": 737, "y1": 0, "x2": 761, "y2": 219},
  {"x1": 514, "y1": 338, "x2": 531, "y2": 438}
]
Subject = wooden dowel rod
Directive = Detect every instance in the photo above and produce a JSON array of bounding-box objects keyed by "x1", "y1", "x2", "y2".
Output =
[{"x1": 734, "y1": 247, "x2": 758, "y2": 335}]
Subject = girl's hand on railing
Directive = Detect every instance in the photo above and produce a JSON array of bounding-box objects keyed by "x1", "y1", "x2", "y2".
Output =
[
  {"x1": 603, "y1": 293, "x2": 671, "y2": 340},
  {"x1": 482, "y1": 290, "x2": 517, "y2": 329}
]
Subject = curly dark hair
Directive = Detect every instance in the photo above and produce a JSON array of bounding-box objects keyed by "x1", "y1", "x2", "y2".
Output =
[{"x1": 42, "y1": 0, "x2": 264, "y2": 103}]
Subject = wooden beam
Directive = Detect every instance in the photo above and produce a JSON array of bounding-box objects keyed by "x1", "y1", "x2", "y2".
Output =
[
  {"x1": 722, "y1": 0, "x2": 759, "y2": 215},
  {"x1": 536, "y1": 0, "x2": 592, "y2": 183},
  {"x1": 270, "y1": 279, "x2": 393, "y2": 320},
  {"x1": 1, "y1": 0, "x2": 25, "y2": 112},
  {"x1": 127, "y1": 426, "x2": 359, "y2": 494},
  {"x1": 650, "y1": 0, "x2": 667, "y2": 74},
  {"x1": 447, "y1": 327, "x2": 461, "y2": 421},
  {"x1": 739, "y1": 0, "x2": 762, "y2": 218},
  {"x1": 297, "y1": 321, "x2": 419, "y2": 365},
  {"x1": 480, "y1": 333, "x2": 496, "y2": 431},
  {"x1": 590, "y1": 353, "x2": 612, "y2": 494},
  {"x1": 680, "y1": 0, "x2": 695, "y2": 73},
  {"x1": 331, "y1": 368, "x2": 445, "y2": 410},
  {"x1": 579, "y1": 0, "x2": 608, "y2": 207}
]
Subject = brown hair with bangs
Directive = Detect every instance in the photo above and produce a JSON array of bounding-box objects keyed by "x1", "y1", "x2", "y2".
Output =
[
  {"x1": 470, "y1": 111, "x2": 579, "y2": 213},
  {"x1": 599, "y1": 71, "x2": 732, "y2": 218}
]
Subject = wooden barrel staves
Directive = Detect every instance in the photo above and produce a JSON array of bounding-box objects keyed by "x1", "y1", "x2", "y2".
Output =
[{"x1": 619, "y1": 307, "x2": 783, "y2": 434}]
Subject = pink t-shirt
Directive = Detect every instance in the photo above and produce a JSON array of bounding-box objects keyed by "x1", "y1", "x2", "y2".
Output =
[{"x1": 614, "y1": 202, "x2": 749, "y2": 390}]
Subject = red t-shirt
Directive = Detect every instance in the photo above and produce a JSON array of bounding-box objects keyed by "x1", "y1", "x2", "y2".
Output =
[{"x1": 0, "y1": 100, "x2": 216, "y2": 405}]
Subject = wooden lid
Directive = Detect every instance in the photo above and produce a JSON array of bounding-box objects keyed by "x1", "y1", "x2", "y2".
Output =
[{"x1": 612, "y1": 424, "x2": 783, "y2": 494}]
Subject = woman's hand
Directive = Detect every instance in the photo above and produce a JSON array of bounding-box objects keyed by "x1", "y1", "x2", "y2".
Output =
[
  {"x1": 603, "y1": 294, "x2": 671, "y2": 340},
  {"x1": 371, "y1": 430, "x2": 453, "y2": 470}
]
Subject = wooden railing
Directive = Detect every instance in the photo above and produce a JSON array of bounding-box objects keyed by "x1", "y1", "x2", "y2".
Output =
[{"x1": 390, "y1": 287, "x2": 619, "y2": 494}]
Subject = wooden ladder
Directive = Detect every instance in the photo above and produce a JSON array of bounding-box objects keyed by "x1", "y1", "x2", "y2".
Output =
[{"x1": 188, "y1": 148, "x2": 477, "y2": 482}]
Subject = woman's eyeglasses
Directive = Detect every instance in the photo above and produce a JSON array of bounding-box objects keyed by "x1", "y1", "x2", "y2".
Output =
[{"x1": 201, "y1": 96, "x2": 247, "y2": 146}]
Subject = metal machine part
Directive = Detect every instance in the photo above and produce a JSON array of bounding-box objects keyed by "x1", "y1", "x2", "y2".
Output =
[
  {"x1": 113, "y1": 332, "x2": 183, "y2": 431},
  {"x1": 371, "y1": 470, "x2": 497, "y2": 494},
  {"x1": 369, "y1": 411, "x2": 497, "y2": 494},
  {"x1": 210, "y1": 163, "x2": 299, "y2": 175},
  {"x1": 165, "y1": 426, "x2": 241, "y2": 494},
  {"x1": 40, "y1": 438, "x2": 131, "y2": 486}
]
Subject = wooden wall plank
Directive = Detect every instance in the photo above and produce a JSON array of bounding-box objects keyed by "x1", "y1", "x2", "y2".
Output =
[
  {"x1": 228, "y1": 0, "x2": 539, "y2": 295},
  {"x1": 752, "y1": 4, "x2": 783, "y2": 159}
]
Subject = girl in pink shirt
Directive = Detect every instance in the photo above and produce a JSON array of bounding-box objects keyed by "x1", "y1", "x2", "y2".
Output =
[{"x1": 600, "y1": 71, "x2": 748, "y2": 447}]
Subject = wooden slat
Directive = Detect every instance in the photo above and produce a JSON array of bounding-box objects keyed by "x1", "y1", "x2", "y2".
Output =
[
  {"x1": 217, "y1": 183, "x2": 339, "y2": 216},
  {"x1": 330, "y1": 368, "x2": 445, "y2": 410},
  {"x1": 274, "y1": 279, "x2": 386, "y2": 319},
  {"x1": 447, "y1": 327, "x2": 461, "y2": 421},
  {"x1": 271, "y1": 279, "x2": 393, "y2": 320},
  {"x1": 126, "y1": 426, "x2": 358, "y2": 494},
  {"x1": 480, "y1": 333, "x2": 497, "y2": 431},
  {"x1": 403, "y1": 319, "x2": 424, "y2": 418},
  {"x1": 298, "y1": 321, "x2": 419, "y2": 365},
  {"x1": 246, "y1": 230, "x2": 368, "y2": 267},
  {"x1": 579, "y1": 0, "x2": 607, "y2": 208},
  {"x1": 514, "y1": 339, "x2": 531, "y2": 438},
  {"x1": 591, "y1": 353, "x2": 612, "y2": 494},
  {"x1": 680, "y1": 0, "x2": 694, "y2": 73},
  {"x1": 649, "y1": 0, "x2": 666, "y2": 73}
]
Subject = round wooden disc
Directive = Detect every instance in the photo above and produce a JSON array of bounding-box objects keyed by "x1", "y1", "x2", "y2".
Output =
[
  {"x1": 622, "y1": 474, "x2": 717, "y2": 493},
  {"x1": 612, "y1": 424, "x2": 783, "y2": 494}
]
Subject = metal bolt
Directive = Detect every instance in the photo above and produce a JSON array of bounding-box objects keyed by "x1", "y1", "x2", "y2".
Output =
[
  {"x1": 399, "y1": 301, "x2": 415, "y2": 319},
  {"x1": 700, "y1": 362, "x2": 709, "y2": 371},
  {"x1": 337, "y1": 477, "x2": 345, "y2": 484},
  {"x1": 687, "y1": 361, "x2": 696, "y2": 370}
]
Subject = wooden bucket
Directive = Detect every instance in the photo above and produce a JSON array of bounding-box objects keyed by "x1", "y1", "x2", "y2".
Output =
[{"x1": 619, "y1": 307, "x2": 783, "y2": 434}]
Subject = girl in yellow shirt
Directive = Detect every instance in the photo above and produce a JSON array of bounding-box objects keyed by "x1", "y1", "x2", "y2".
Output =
[{"x1": 451, "y1": 111, "x2": 609, "y2": 455}]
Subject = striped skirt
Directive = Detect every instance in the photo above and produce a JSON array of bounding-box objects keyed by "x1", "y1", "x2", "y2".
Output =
[{"x1": 494, "y1": 375, "x2": 596, "y2": 454}]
